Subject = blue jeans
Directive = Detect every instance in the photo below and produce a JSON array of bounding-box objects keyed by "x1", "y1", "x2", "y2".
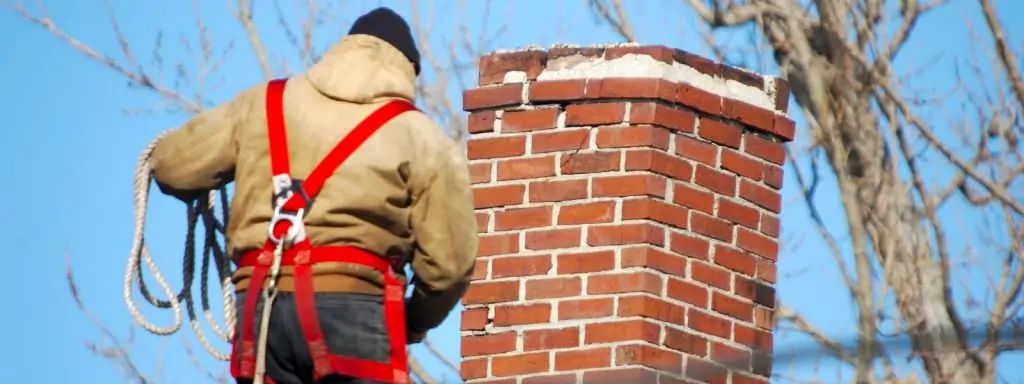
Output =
[{"x1": 233, "y1": 292, "x2": 391, "y2": 384}]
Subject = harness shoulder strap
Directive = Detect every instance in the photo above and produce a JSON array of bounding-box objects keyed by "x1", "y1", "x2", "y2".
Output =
[
  {"x1": 265, "y1": 78, "x2": 418, "y2": 214},
  {"x1": 266, "y1": 79, "x2": 291, "y2": 177}
]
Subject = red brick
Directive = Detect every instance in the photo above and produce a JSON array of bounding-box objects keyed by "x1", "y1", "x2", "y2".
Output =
[
  {"x1": 727, "y1": 99, "x2": 774, "y2": 133},
  {"x1": 493, "y1": 206, "x2": 552, "y2": 231},
  {"x1": 587, "y1": 223, "x2": 665, "y2": 247},
  {"x1": 698, "y1": 118, "x2": 742, "y2": 149},
  {"x1": 565, "y1": 102, "x2": 626, "y2": 126},
  {"x1": 554, "y1": 348, "x2": 612, "y2": 370},
  {"x1": 557, "y1": 250, "x2": 615, "y2": 274},
  {"x1": 478, "y1": 50, "x2": 546, "y2": 85},
  {"x1": 491, "y1": 352, "x2": 550, "y2": 377},
  {"x1": 525, "y1": 277, "x2": 583, "y2": 299},
  {"x1": 712, "y1": 291, "x2": 754, "y2": 322},
  {"x1": 473, "y1": 184, "x2": 525, "y2": 209},
  {"x1": 502, "y1": 108, "x2": 559, "y2": 132},
  {"x1": 764, "y1": 163, "x2": 784, "y2": 189},
  {"x1": 587, "y1": 271, "x2": 662, "y2": 295},
  {"x1": 686, "y1": 357, "x2": 729, "y2": 382},
  {"x1": 717, "y1": 198, "x2": 760, "y2": 229},
  {"x1": 690, "y1": 211, "x2": 734, "y2": 242},
  {"x1": 491, "y1": 255, "x2": 552, "y2": 278},
  {"x1": 740, "y1": 179, "x2": 781, "y2": 213},
  {"x1": 561, "y1": 151, "x2": 620, "y2": 174},
  {"x1": 477, "y1": 233, "x2": 520, "y2": 257},
  {"x1": 463, "y1": 281, "x2": 519, "y2": 305},
  {"x1": 667, "y1": 277, "x2": 709, "y2": 307},
  {"x1": 592, "y1": 174, "x2": 667, "y2": 198},
  {"x1": 629, "y1": 102, "x2": 697, "y2": 133},
  {"x1": 614, "y1": 344, "x2": 684, "y2": 373},
  {"x1": 743, "y1": 133, "x2": 785, "y2": 165},
  {"x1": 754, "y1": 307, "x2": 775, "y2": 330},
  {"x1": 672, "y1": 182, "x2": 714, "y2": 214},
  {"x1": 756, "y1": 258, "x2": 776, "y2": 284},
  {"x1": 494, "y1": 303, "x2": 552, "y2": 326},
  {"x1": 734, "y1": 275, "x2": 776, "y2": 308},
  {"x1": 672, "y1": 48, "x2": 721, "y2": 76},
  {"x1": 595, "y1": 125, "x2": 671, "y2": 150},
  {"x1": 676, "y1": 83, "x2": 723, "y2": 115},
  {"x1": 585, "y1": 319, "x2": 661, "y2": 344},
  {"x1": 468, "y1": 136, "x2": 526, "y2": 160},
  {"x1": 531, "y1": 128, "x2": 590, "y2": 153},
  {"x1": 528, "y1": 79, "x2": 586, "y2": 102},
  {"x1": 687, "y1": 309, "x2": 733, "y2": 339},
  {"x1": 621, "y1": 197, "x2": 688, "y2": 230},
  {"x1": 524, "y1": 227, "x2": 581, "y2": 250},
  {"x1": 669, "y1": 231, "x2": 710, "y2": 260},
  {"x1": 462, "y1": 332, "x2": 517, "y2": 357},
  {"x1": 675, "y1": 135, "x2": 719, "y2": 165},
  {"x1": 621, "y1": 246, "x2": 686, "y2": 277},
  {"x1": 559, "y1": 298, "x2": 614, "y2": 320},
  {"x1": 694, "y1": 163, "x2": 737, "y2": 196},
  {"x1": 461, "y1": 358, "x2": 487, "y2": 379},
  {"x1": 734, "y1": 323, "x2": 773, "y2": 351},
  {"x1": 664, "y1": 326, "x2": 709, "y2": 356},
  {"x1": 496, "y1": 156, "x2": 556, "y2": 181},
  {"x1": 711, "y1": 341, "x2": 752, "y2": 372},
  {"x1": 721, "y1": 149, "x2": 765, "y2": 181},
  {"x1": 691, "y1": 262, "x2": 731, "y2": 290},
  {"x1": 471, "y1": 259, "x2": 488, "y2": 280},
  {"x1": 523, "y1": 327, "x2": 580, "y2": 351},
  {"x1": 469, "y1": 162, "x2": 493, "y2": 184},
  {"x1": 557, "y1": 201, "x2": 615, "y2": 225},
  {"x1": 468, "y1": 110, "x2": 496, "y2": 134},
  {"x1": 618, "y1": 295, "x2": 685, "y2": 324},
  {"x1": 464, "y1": 84, "x2": 524, "y2": 110},
  {"x1": 714, "y1": 244, "x2": 756, "y2": 276},
  {"x1": 461, "y1": 308, "x2": 488, "y2": 331},
  {"x1": 760, "y1": 214, "x2": 780, "y2": 238},
  {"x1": 737, "y1": 227, "x2": 779, "y2": 261},
  {"x1": 528, "y1": 179, "x2": 587, "y2": 202},
  {"x1": 624, "y1": 149, "x2": 694, "y2": 182},
  {"x1": 721, "y1": 65, "x2": 764, "y2": 88},
  {"x1": 475, "y1": 212, "x2": 490, "y2": 232},
  {"x1": 773, "y1": 114, "x2": 796, "y2": 141}
]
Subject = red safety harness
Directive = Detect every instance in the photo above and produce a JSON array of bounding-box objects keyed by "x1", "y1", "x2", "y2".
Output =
[{"x1": 230, "y1": 78, "x2": 417, "y2": 384}]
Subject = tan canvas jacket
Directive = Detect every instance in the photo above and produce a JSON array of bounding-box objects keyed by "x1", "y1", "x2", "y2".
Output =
[{"x1": 148, "y1": 34, "x2": 478, "y2": 333}]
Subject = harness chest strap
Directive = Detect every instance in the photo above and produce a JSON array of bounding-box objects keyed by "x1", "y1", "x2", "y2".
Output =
[{"x1": 230, "y1": 78, "x2": 417, "y2": 384}]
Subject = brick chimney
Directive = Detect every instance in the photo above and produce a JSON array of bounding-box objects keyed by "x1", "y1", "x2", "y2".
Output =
[{"x1": 459, "y1": 45, "x2": 794, "y2": 384}]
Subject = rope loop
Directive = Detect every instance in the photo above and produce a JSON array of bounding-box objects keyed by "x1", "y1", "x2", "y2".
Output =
[{"x1": 123, "y1": 132, "x2": 235, "y2": 361}]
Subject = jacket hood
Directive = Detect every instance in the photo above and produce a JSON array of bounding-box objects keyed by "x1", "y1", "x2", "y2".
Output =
[{"x1": 306, "y1": 34, "x2": 417, "y2": 104}]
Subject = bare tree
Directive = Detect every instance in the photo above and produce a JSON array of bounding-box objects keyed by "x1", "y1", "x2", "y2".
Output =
[
  {"x1": 7, "y1": 0, "x2": 509, "y2": 382},
  {"x1": 587, "y1": 0, "x2": 1024, "y2": 383}
]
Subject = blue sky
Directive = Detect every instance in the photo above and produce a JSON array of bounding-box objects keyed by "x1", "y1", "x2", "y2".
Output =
[{"x1": 1, "y1": 0, "x2": 1021, "y2": 383}]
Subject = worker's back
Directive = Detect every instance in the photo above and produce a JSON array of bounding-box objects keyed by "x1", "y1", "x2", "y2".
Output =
[{"x1": 147, "y1": 8, "x2": 477, "y2": 384}]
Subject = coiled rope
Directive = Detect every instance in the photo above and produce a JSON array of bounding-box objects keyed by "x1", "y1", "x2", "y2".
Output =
[{"x1": 123, "y1": 132, "x2": 236, "y2": 361}]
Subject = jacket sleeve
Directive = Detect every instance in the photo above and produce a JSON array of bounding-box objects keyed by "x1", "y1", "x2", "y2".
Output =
[
  {"x1": 405, "y1": 139, "x2": 479, "y2": 334},
  {"x1": 149, "y1": 88, "x2": 255, "y2": 202}
]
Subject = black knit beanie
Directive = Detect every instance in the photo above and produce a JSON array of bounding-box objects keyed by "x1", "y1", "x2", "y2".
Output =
[{"x1": 347, "y1": 7, "x2": 421, "y2": 75}]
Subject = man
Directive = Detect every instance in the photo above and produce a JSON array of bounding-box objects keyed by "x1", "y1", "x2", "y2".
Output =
[{"x1": 148, "y1": 7, "x2": 478, "y2": 384}]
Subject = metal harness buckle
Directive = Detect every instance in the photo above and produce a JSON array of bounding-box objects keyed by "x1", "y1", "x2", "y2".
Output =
[{"x1": 268, "y1": 174, "x2": 312, "y2": 245}]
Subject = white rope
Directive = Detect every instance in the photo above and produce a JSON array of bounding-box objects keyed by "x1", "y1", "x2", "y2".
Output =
[{"x1": 123, "y1": 132, "x2": 236, "y2": 361}]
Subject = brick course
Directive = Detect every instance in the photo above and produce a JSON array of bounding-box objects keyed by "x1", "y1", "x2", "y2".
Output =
[{"x1": 461, "y1": 44, "x2": 793, "y2": 383}]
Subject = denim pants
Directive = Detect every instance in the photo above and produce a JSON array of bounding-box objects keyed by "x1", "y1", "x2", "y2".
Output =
[{"x1": 233, "y1": 292, "x2": 391, "y2": 384}]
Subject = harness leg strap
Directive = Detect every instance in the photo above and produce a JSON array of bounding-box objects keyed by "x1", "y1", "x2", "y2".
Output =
[
  {"x1": 292, "y1": 247, "x2": 334, "y2": 380},
  {"x1": 232, "y1": 253, "x2": 271, "y2": 378}
]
